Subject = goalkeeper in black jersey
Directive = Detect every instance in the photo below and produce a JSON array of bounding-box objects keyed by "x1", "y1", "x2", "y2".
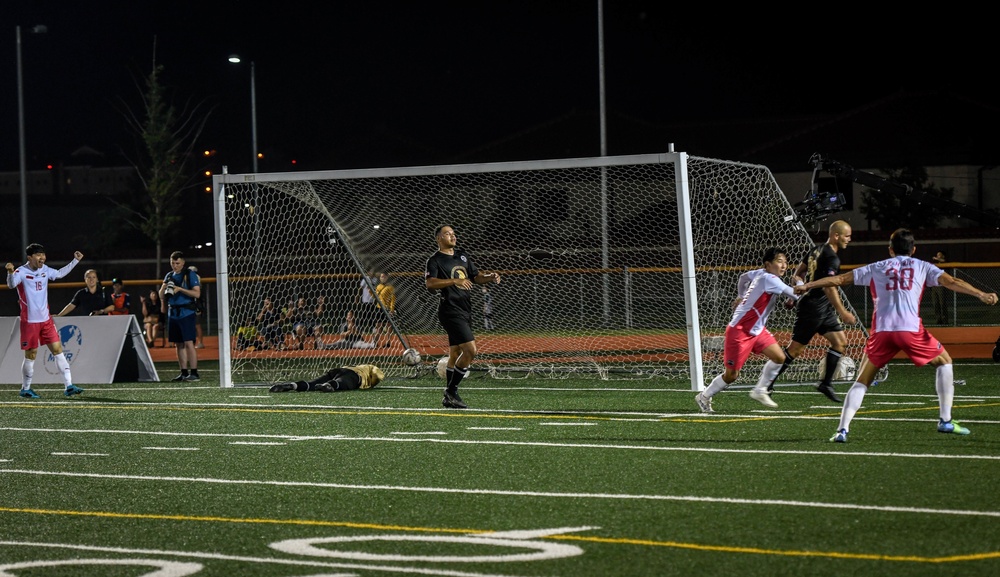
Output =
[{"x1": 424, "y1": 224, "x2": 501, "y2": 409}]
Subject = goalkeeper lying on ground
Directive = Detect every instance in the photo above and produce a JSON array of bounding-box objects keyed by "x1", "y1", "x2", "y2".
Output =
[{"x1": 269, "y1": 364, "x2": 384, "y2": 393}]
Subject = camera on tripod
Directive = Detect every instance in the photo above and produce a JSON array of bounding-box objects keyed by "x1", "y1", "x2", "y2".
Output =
[
  {"x1": 791, "y1": 189, "x2": 846, "y2": 224},
  {"x1": 785, "y1": 153, "x2": 848, "y2": 225}
]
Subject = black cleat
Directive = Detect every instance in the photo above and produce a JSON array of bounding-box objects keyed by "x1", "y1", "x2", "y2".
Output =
[
  {"x1": 816, "y1": 382, "x2": 842, "y2": 403},
  {"x1": 269, "y1": 382, "x2": 297, "y2": 393},
  {"x1": 314, "y1": 383, "x2": 335, "y2": 393},
  {"x1": 171, "y1": 374, "x2": 187, "y2": 382},
  {"x1": 442, "y1": 390, "x2": 468, "y2": 409}
]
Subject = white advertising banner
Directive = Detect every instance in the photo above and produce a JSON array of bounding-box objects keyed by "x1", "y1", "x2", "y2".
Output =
[{"x1": 0, "y1": 316, "x2": 159, "y2": 384}]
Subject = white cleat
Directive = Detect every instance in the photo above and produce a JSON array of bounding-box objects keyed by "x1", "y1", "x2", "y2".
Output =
[
  {"x1": 694, "y1": 393, "x2": 714, "y2": 413},
  {"x1": 749, "y1": 388, "x2": 778, "y2": 408}
]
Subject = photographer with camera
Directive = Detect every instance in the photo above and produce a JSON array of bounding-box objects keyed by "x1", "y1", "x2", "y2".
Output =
[{"x1": 159, "y1": 251, "x2": 201, "y2": 381}]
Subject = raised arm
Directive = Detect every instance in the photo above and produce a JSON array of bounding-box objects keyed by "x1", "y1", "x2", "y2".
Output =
[
  {"x1": 5, "y1": 263, "x2": 15, "y2": 289},
  {"x1": 938, "y1": 273, "x2": 999, "y2": 305}
]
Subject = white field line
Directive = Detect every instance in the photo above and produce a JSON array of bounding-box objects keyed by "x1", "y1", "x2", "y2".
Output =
[
  {"x1": 2, "y1": 468, "x2": 999, "y2": 519},
  {"x1": 1, "y1": 425, "x2": 999, "y2": 460}
]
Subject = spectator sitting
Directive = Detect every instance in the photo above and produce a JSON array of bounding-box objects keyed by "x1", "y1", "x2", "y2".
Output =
[
  {"x1": 109, "y1": 278, "x2": 131, "y2": 316},
  {"x1": 141, "y1": 289, "x2": 164, "y2": 346},
  {"x1": 235, "y1": 316, "x2": 260, "y2": 350},
  {"x1": 279, "y1": 299, "x2": 296, "y2": 347},
  {"x1": 289, "y1": 297, "x2": 319, "y2": 350},
  {"x1": 312, "y1": 295, "x2": 328, "y2": 349},
  {"x1": 326, "y1": 309, "x2": 375, "y2": 349},
  {"x1": 56, "y1": 268, "x2": 113, "y2": 316},
  {"x1": 256, "y1": 297, "x2": 284, "y2": 350}
]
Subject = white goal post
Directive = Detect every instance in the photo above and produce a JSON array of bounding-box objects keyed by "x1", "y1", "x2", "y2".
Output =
[{"x1": 212, "y1": 152, "x2": 877, "y2": 389}]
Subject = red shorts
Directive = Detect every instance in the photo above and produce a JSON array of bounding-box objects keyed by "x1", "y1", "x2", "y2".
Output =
[
  {"x1": 865, "y1": 328, "x2": 943, "y2": 367},
  {"x1": 723, "y1": 324, "x2": 777, "y2": 372},
  {"x1": 20, "y1": 318, "x2": 60, "y2": 350}
]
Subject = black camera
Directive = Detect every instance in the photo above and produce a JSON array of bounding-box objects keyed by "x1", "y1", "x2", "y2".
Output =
[{"x1": 792, "y1": 190, "x2": 846, "y2": 224}]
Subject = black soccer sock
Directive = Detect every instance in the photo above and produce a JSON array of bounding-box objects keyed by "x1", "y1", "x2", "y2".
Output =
[
  {"x1": 450, "y1": 366, "x2": 469, "y2": 392},
  {"x1": 445, "y1": 367, "x2": 457, "y2": 393},
  {"x1": 767, "y1": 350, "x2": 794, "y2": 391},
  {"x1": 294, "y1": 380, "x2": 309, "y2": 392},
  {"x1": 776, "y1": 349, "x2": 795, "y2": 378},
  {"x1": 181, "y1": 369, "x2": 190, "y2": 377},
  {"x1": 822, "y1": 349, "x2": 843, "y2": 386}
]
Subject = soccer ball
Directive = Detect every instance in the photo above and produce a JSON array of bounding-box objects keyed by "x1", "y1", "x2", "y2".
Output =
[
  {"x1": 401, "y1": 348, "x2": 421, "y2": 366},
  {"x1": 817, "y1": 355, "x2": 856, "y2": 381},
  {"x1": 436, "y1": 356, "x2": 449, "y2": 379}
]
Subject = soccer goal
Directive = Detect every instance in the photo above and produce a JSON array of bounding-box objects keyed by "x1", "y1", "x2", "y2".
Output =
[{"x1": 213, "y1": 152, "x2": 876, "y2": 389}]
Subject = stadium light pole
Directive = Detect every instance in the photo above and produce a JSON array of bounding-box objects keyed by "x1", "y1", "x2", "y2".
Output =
[
  {"x1": 16, "y1": 24, "x2": 47, "y2": 251},
  {"x1": 228, "y1": 55, "x2": 262, "y2": 303},
  {"x1": 228, "y1": 55, "x2": 258, "y2": 173},
  {"x1": 596, "y1": 1, "x2": 611, "y2": 324}
]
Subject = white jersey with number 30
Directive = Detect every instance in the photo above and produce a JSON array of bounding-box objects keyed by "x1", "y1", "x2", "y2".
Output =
[{"x1": 852, "y1": 255, "x2": 942, "y2": 334}]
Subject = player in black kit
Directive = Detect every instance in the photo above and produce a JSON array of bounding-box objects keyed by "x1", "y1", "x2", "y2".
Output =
[
  {"x1": 424, "y1": 224, "x2": 501, "y2": 409},
  {"x1": 770, "y1": 220, "x2": 856, "y2": 402}
]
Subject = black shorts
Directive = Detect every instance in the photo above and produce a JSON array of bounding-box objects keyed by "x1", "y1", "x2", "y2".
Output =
[
  {"x1": 319, "y1": 368, "x2": 361, "y2": 390},
  {"x1": 439, "y1": 313, "x2": 475, "y2": 347},
  {"x1": 791, "y1": 302, "x2": 843, "y2": 345}
]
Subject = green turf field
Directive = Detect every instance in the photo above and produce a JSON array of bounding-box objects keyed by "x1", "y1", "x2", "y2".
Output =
[{"x1": 1, "y1": 360, "x2": 998, "y2": 576}]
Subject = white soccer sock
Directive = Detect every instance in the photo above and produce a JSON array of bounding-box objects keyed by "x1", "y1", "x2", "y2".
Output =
[
  {"x1": 935, "y1": 364, "x2": 955, "y2": 422},
  {"x1": 54, "y1": 352, "x2": 72, "y2": 387},
  {"x1": 21, "y1": 358, "x2": 34, "y2": 389},
  {"x1": 838, "y1": 381, "x2": 868, "y2": 432},
  {"x1": 702, "y1": 374, "x2": 728, "y2": 398},
  {"x1": 754, "y1": 360, "x2": 782, "y2": 392}
]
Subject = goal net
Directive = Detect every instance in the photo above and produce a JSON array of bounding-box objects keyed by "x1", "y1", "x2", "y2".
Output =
[{"x1": 213, "y1": 153, "x2": 877, "y2": 388}]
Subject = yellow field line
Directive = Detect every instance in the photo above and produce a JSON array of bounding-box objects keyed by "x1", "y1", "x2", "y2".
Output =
[{"x1": 2, "y1": 506, "x2": 995, "y2": 563}]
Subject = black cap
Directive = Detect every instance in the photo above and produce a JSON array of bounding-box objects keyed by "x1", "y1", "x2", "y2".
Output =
[
  {"x1": 112, "y1": 278, "x2": 123, "y2": 285},
  {"x1": 25, "y1": 243, "x2": 45, "y2": 256}
]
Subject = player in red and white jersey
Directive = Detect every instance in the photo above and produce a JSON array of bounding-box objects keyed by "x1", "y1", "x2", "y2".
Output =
[
  {"x1": 730, "y1": 266, "x2": 792, "y2": 337},
  {"x1": 4, "y1": 243, "x2": 84, "y2": 398},
  {"x1": 695, "y1": 247, "x2": 798, "y2": 413},
  {"x1": 796, "y1": 228, "x2": 998, "y2": 442}
]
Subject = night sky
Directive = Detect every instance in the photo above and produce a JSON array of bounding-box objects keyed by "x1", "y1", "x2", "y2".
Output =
[{"x1": 4, "y1": 1, "x2": 995, "y2": 174}]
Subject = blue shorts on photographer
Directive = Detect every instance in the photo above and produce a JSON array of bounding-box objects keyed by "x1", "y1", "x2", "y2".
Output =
[{"x1": 160, "y1": 251, "x2": 202, "y2": 381}]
